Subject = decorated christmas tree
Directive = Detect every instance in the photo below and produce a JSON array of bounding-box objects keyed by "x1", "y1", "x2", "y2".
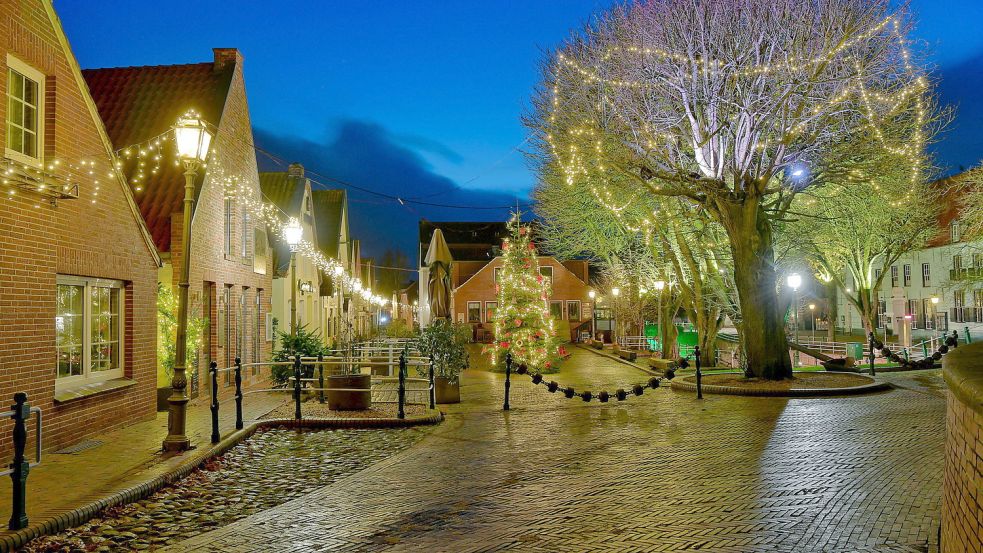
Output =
[{"x1": 488, "y1": 214, "x2": 561, "y2": 373}]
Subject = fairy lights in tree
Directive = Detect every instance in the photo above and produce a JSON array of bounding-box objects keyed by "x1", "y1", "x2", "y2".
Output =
[{"x1": 488, "y1": 213, "x2": 561, "y2": 372}]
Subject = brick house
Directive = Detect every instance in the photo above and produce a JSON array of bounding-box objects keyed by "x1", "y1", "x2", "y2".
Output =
[
  {"x1": 0, "y1": 0, "x2": 160, "y2": 452},
  {"x1": 259, "y1": 164, "x2": 323, "y2": 344},
  {"x1": 311, "y1": 188, "x2": 350, "y2": 347},
  {"x1": 418, "y1": 222, "x2": 593, "y2": 341},
  {"x1": 83, "y1": 48, "x2": 273, "y2": 403}
]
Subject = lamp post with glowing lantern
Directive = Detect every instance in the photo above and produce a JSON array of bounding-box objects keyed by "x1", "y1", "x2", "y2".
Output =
[
  {"x1": 283, "y1": 219, "x2": 303, "y2": 342},
  {"x1": 588, "y1": 290, "x2": 596, "y2": 340},
  {"x1": 611, "y1": 287, "x2": 620, "y2": 345},
  {"x1": 163, "y1": 111, "x2": 212, "y2": 452}
]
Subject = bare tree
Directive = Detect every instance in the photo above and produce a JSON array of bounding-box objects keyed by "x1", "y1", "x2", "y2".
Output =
[{"x1": 528, "y1": 0, "x2": 941, "y2": 378}]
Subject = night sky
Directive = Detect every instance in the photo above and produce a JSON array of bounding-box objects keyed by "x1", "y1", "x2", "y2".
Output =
[{"x1": 56, "y1": 0, "x2": 983, "y2": 261}]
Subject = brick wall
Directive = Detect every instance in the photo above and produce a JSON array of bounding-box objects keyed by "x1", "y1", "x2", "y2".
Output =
[
  {"x1": 453, "y1": 257, "x2": 593, "y2": 341},
  {"x1": 941, "y1": 342, "x2": 983, "y2": 552},
  {"x1": 168, "y1": 49, "x2": 273, "y2": 403},
  {"x1": 0, "y1": 0, "x2": 159, "y2": 452}
]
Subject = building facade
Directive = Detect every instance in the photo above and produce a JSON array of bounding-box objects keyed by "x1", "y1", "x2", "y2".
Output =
[
  {"x1": 418, "y1": 221, "x2": 592, "y2": 341},
  {"x1": 835, "y1": 181, "x2": 983, "y2": 342},
  {"x1": 0, "y1": 0, "x2": 160, "y2": 451},
  {"x1": 311, "y1": 188, "x2": 350, "y2": 347},
  {"x1": 260, "y1": 164, "x2": 323, "y2": 343},
  {"x1": 84, "y1": 48, "x2": 273, "y2": 403}
]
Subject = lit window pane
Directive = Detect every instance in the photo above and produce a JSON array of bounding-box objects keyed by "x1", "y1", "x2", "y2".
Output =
[
  {"x1": 22, "y1": 78, "x2": 36, "y2": 106},
  {"x1": 8, "y1": 70, "x2": 22, "y2": 100},
  {"x1": 56, "y1": 284, "x2": 84, "y2": 379}
]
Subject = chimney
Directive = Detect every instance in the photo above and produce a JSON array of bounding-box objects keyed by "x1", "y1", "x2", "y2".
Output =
[
  {"x1": 212, "y1": 48, "x2": 242, "y2": 72},
  {"x1": 288, "y1": 163, "x2": 305, "y2": 178}
]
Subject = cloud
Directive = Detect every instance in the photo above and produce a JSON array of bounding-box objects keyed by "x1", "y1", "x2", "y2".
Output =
[
  {"x1": 935, "y1": 51, "x2": 983, "y2": 174},
  {"x1": 254, "y1": 120, "x2": 524, "y2": 263}
]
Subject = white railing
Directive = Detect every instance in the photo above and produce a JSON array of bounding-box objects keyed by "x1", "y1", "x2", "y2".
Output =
[{"x1": 618, "y1": 336, "x2": 657, "y2": 350}]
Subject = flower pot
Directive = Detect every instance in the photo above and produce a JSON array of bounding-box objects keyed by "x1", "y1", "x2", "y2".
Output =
[
  {"x1": 434, "y1": 376, "x2": 460, "y2": 404},
  {"x1": 327, "y1": 374, "x2": 372, "y2": 410}
]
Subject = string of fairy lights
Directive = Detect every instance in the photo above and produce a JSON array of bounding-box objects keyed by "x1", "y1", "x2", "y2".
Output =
[
  {"x1": 2, "y1": 118, "x2": 411, "y2": 312},
  {"x1": 547, "y1": 13, "x2": 931, "y2": 230}
]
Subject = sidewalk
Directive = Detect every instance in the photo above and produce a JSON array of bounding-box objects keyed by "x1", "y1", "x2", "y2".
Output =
[{"x1": 0, "y1": 392, "x2": 288, "y2": 550}]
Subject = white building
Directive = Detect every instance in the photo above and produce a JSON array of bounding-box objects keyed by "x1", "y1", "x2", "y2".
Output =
[{"x1": 836, "y1": 190, "x2": 982, "y2": 343}]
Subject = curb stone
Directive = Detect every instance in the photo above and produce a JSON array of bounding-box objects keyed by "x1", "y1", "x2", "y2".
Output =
[{"x1": 0, "y1": 408, "x2": 442, "y2": 552}]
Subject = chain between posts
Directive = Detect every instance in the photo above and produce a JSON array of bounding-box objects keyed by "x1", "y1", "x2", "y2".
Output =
[
  {"x1": 511, "y1": 362, "x2": 674, "y2": 403},
  {"x1": 869, "y1": 330, "x2": 958, "y2": 372}
]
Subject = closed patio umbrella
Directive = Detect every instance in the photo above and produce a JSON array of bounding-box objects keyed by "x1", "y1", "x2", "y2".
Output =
[{"x1": 425, "y1": 229, "x2": 453, "y2": 321}]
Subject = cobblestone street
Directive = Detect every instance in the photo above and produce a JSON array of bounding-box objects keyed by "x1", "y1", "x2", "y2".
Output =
[{"x1": 153, "y1": 348, "x2": 945, "y2": 553}]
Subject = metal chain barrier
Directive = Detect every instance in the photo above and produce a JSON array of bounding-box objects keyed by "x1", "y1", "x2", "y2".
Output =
[
  {"x1": 503, "y1": 351, "x2": 677, "y2": 407},
  {"x1": 868, "y1": 330, "x2": 959, "y2": 374}
]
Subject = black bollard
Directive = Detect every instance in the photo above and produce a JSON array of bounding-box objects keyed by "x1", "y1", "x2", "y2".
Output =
[
  {"x1": 694, "y1": 346, "x2": 703, "y2": 400},
  {"x1": 428, "y1": 355, "x2": 436, "y2": 410},
  {"x1": 209, "y1": 362, "x2": 219, "y2": 443},
  {"x1": 8, "y1": 393, "x2": 30, "y2": 530},
  {"x1": 504, "y1": 352, "x2": 512, "y2": 411},
  {"x1": 234, "y1": 358, "x2": 243, "y2": 430},
  {"x1": 868, "y1": 332, "x2": 876, "y2": 376},
  {"x1": 397, "y1": 351, "x2": 406, "y2": 420},
  {"x1": 318, "y1": 353, "x2": 325, "y2": 404},
  {"x1": 294, "y1": 354, "x2": 302, "y2": 421}
]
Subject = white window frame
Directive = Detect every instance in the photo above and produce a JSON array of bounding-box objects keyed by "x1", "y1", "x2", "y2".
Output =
[
  {"x1": 55, "y1": 275, "x2": 125, "y2": 389},
  {"x1": 539, "y1": 265, "x2": 554, "y2": 282},
  {"x1": 493, "y1": 267, "x2": 501, "y2": 283},
  {"x1": 224, "y1": 197, "x2": 234, "y2": 259},
  {"x1": 466, "y1": 301, "x2": 482, "y2": 323},
  {"x1": 5, "y1": 55, "x2": 44, "y2": 168},
  {"x1": 890, "y1": 265, "x2": 898, "y2": 288},
  {"x1": 902, "y1": 264, "x2": 911, "y2": 287},
  {"x1": 922, "y1": 263, "x2": 930, "y2": 287},
  {"x1": 550, "y1": 300, "x2": 563, "y2": 320},
  {"x1": 241, "y1": 209, "x2": 251, "y2": 262},
  {"x1": 951, "y1": 220, "x2": 962, "y2": 243}
]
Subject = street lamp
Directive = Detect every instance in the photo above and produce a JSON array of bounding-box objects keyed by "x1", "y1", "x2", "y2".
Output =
[
  {"x1": 588, "y1": 290, "x2": 596, "y2": 340},
  {"x1": 786, "y1": 273, "x2": 801, "y2": 344},
  {"x1": 654, "y1": 280, "x2": 666, "y2": 355},
  {"x1": 163, "y1": 111, "x2": 212, "y2": 452},
  {"x1": 611, "y1": 287, "x2": 620, "y2": 344},
  {"x1": 808, "y1": 303, "x2": 816, "y2": 342},
  {"x1": 284, "y1": 218, "x2": 303, "y2": 341}
]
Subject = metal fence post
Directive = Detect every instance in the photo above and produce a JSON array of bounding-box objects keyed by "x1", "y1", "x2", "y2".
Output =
[
  {"x1": 294, "y1": 354, "x2": 302, "y2": 421},
  {"x1": 966, "y1": 326, "x2": 972, "y2": 344},
  {"x1": 317, "y1": 353, "x2": 325, "y2": 404},
  {"x1": 234, "y1": 357, "x2": 243, "y2": 430},
  {"x1": 694, "y1": 346, "x2": 703, "y2": 400},
  {"x1": 868, "y1": 332, "x2": 876, "y2": 376},
  {"x1": 428, "y1": 355, "x2": 436, "y2": 410},
  {"x1": 8, "y1": 393, "x2": 30, "y2": 530},
  {"x1": 209, "y1": 362, "x2": 219, "y2": 443},
  {"x1": 398, "y1": 351, "x2": 406, "y2": 420},
  {"x1": 504, "y1": 352, "x2": 512, "y2": 411}
]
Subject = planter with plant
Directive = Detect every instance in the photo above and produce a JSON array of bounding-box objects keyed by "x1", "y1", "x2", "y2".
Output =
[{"x1": 417, "y1": 319, "x2": 470, "y2": 404}]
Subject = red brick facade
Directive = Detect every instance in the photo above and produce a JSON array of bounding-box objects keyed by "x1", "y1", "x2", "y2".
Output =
[
  {"x1": 452, "y1": 257, "x2": 593, "y2": 341},
  {"x1": 169, "y1": 50, "x2": 273, "y2": 401},
  {"x1": 0, "y1": 0, "x2": 160, "y2": 452},
  {"x1": 942, "y1": 343, "x2": 983, "y2": 552}
]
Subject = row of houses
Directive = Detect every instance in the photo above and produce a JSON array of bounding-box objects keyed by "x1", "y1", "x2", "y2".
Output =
[{"x1": 0, "y1": 0, "x2": 385, "y2": 453}]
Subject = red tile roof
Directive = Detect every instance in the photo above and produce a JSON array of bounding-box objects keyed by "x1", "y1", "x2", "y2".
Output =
[{"x1": 82, "y1": 60, "x2": 234, "y2": 252}]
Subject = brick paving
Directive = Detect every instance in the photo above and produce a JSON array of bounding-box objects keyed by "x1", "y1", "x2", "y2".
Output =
[
  {"x1": 0, "y1": 392, "x2": 287, "y2": 528},
  {"x1": 166, "y1": 348, "x2": 945, "y2": 553}
]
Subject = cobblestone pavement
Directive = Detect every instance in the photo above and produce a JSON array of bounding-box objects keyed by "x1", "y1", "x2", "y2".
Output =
[
  {"x1": 23, "y1": 427, "x2": 430, "y2": 552},
  {"x1": 160, "y1": 347, "x2": 944, "y2": 553}
]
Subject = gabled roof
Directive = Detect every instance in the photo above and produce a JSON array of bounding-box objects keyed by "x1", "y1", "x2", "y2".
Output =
[
  {"x1": 259, "y1": 170, "x2": 306, "y2": 216},
  {"x1": 311, "y1": 189, "x2": 346, "y2": 259},
  {"x1": 418, "y1": 220, "x2": 545, "y2": 263},
  {"x1": 82, "y1": 52, "x2": 236, "y2": 252}
]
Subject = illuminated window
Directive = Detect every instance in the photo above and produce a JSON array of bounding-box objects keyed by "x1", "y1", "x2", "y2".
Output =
[
  {"x1": 467, "y1": 301, "x2": 482, "y2": 323},
  {"x1": 550, "y1": 301, "x2": 563, "y2": 319},
  {"x1": 5, "y1": 56, "x2": 43, "y2": 165},
  {"x1": 56, "y1": 276, "x2": 123, "y2": 387},
  {"x1": 484, "y1": 301, "x2": 497, "y2": 322},
  {"x1": 566, "y1": 300, "x2": 581, "y2": 321}
]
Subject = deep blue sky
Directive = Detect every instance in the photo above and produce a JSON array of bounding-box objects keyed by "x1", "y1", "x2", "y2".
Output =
[{"x1": 56, "y1": 1, "x2": 983, "y2": 260}]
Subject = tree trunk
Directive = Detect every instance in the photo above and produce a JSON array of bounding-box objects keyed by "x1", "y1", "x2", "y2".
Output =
[
  {"x1": 717, "y1": 199, "x2": 792, "y2": 380},
  {"x1": 856, "y1": 288, "x2": 879, "y2": 340}
]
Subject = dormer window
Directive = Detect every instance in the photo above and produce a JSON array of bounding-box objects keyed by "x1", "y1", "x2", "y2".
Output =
[
  {"x1": 5, "y1": 55, "x2": 44, "y2": 166},
  {"x1": 951, "y1": 219, "x2": 962, "y2": 243}
]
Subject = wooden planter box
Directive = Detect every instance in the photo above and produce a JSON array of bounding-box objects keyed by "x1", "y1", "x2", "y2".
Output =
[
  {"x1": 327, "y1": 374, "x2": 372, "y2": 410},
  {"x1": 435, "y1": 376, "x2": 460, "y2": 404}
]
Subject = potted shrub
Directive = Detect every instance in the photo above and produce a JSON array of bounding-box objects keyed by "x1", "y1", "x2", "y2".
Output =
[
  {"x1": 417, "y1": 319, "x2": 470, "y2": 404},
  {"x1": 272, "y1": 325, "x2": 371, "y2": 410}
]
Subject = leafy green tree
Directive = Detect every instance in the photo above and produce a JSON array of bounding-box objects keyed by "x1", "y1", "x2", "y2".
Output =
[{"x1": 157, "y1": 283, "x2": 205, "y2": 386}]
